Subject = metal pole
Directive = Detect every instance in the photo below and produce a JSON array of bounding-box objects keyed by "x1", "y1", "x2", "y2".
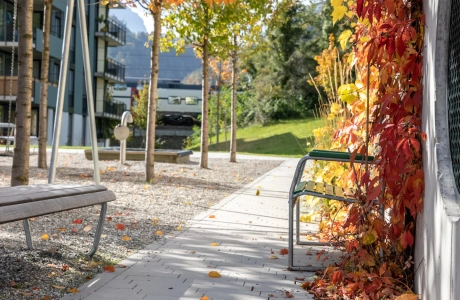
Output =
[
  {"x1": 120, "y1": 111, "x2": 133, "y2": 164},
  {"x1": 78, "y1": 0, "x2": 100, "y2": 185},
  {"x1": 48, "y1": 0, "x2": 74, "y2": 184}
]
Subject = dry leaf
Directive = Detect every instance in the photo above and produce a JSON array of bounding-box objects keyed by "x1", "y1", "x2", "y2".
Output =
[
  {"x1": 29, "y1": 217, "x2": 36, "y2": 221},
  {"x1": 185, "y1": 201, "x2": 191, "y2": 205},
  {"x1": 32, "y1": 287, "x2": 39, "y2": 290},
  {"x1": 52, "y1": 285, "x2": 66, "y2": 289},
  {"x1": 56, "y1": 227, "x2": 66, "y2": 232},
  {"x1": 43, "y1": 296, "x2": 51, "y2": 300},
  {"x1": 208, "y1": 215, "x2": 216, "y2": 218},
  {"x1": 104, "y1": 265, "x2": 115, "y2": 272},
  {"x1": 61, "y1": 264, "x2": 69, "y2": 271},
  {"x1": 156, "y1": 230, "x2": 164, "y2": 236},
  {"x1": 41, "y1": 234, "x2": 49, "y2": 241},
  {"x1": 176, "y1": 226, "x2": 183, "y2": 231},
  {"x1": 83, "y1": 225, "x2": 92, "y2": 232},
  {"x1": 200, "y1": 296, "x2": 209, "y2": 300},
  {"x1": 106, "y1": 216, "x2": 112, "y2": 221},
  {"x1": 47, "y1": 263, "x2": 57, "y2": 268},
  {"x1": 9, "y1": 280, "x2": 16, "y2": 287},
  {"x1": 208, "y1": 271, "x2": 221, "y2": 278},
  {"x1": 20, "y1": 292, "x2": 33, "y2": 297},
  {"x1": 210, "y1": 242, "x2": 219, "y2": 246},
  {"x1": 116, "y1": 264, "x2": 127, "y2": 268},
  {"x1": 115, "y1": 223, "x2": 126, "y2": 230},
  {"x1": 107, "y1": 167, "x2": 115, "y2": 171},
  {"x1": 190, "y1": 250, "x2": 196, "y2": 253},
  {"x1": 269, "y1": 255, "x2": 279, "y2": 259},
  {"x1": 256, "y1": 189, "x2": 260, "y2": 196},
  {"x1": 52, "y1": 234, "x2": 59, "y2": 239},
  {"x1": 279, "y1": 248, "x2": 289, "y2": 255},
  {"x1": 143, "y1": 185, "x2": 148, "y2": 189},
  {"x1": 122, "y1": 235, "x2": 131, "y2": 241},
  {"x1": 72, "y1": 219, "x2": 83, "y2": 224},
  {"x1": 71, "y1": 227, "x2": 78, "y2": 233},
  {"x1": 114, "y1": 212, "x2": 122, "y2": 216},
  {"x1": 68, "y1": 288, "x2": 80, "y2": 293}
]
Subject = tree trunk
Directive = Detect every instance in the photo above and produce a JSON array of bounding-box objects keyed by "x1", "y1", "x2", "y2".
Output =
[
  {"x1": 145, "y1": 6, "x2": 161, "y2": 182},
  {"x1": 216, "y1": 60, "x2": 221, "y2": 151},
  {"x1": 11, "y1": 0, "x2": 33, "y2": 186},
  {"x1": 200, "y1": 36, "x2": 209, "y2": 168},
  {"x1": 38, "y1": 0, "x2": 53, "y2": 169},
  {"x1": 229, "y1": 46, "x2": 238, "y2": 163}
]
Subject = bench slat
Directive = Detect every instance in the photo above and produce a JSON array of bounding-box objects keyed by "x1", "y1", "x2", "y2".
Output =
[
  {"x1": 0, "y1": 185, "x2": 108, "y2": 207},
  {"x1": 305, "y1": 181, "x2": 316, "y2": 193},
  {"x1": 0, "y1": 190, "x2": 116, "y2": 224},
  {"x1": 334, "y1": 186, "x2": 345, "y2": 198},
  {"x1": 325, "y1": 184, "x2": 334, "y2": 197},
  {"x1": 294, "y1": 181, "x2": 306, "y2": 194}
]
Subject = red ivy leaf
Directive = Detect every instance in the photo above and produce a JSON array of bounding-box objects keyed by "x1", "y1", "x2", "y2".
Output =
[
  {"x1": 400, "y1": 230, "x2": 414, "y2": 249},
  {"x1": 357, "y1": 0, "x2": 364, "y2": 16},
  {"x1": 397, "y1": 37, "x2": 405, "y2": 56}
]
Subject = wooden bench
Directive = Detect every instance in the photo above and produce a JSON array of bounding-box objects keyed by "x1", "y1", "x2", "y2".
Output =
[
  {"x1": 0, "y1": 184, "x2": 116, "y2": 257},
  {"x1": 288, "y1": 150, "x2": 375, "y2": 270}
]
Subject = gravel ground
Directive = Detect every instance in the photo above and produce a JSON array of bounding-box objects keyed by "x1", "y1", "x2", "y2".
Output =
[{"x1": 0, "y1": 152, "x2": 283, "y2": 300}]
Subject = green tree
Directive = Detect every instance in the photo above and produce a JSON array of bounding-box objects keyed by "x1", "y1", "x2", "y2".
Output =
[
  {"x1": 163, "y1": 0, "x2": 235, "y2": 168},
  {"x1": 12, "y1": 0, "x2": 33, "y2": 186}
]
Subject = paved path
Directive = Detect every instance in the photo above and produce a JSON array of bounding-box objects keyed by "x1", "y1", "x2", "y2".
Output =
[{"x1": 62, "y1": 158, "x2": 339, "y2": 300}]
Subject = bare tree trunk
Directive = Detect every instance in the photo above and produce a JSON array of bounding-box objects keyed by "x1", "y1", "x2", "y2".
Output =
[
  {"x1": 11, "y1": 0, "x2": 33, "y2": 186},
  {"x1": 38, "y1": 0, "x2": 53, "y2": 169},
  {"x1": 229, "y1": 45, "x2": 237, "y2": 163},
  {"x1": 215, "y1": 60, "x2": 221, "y2": 151},
  {"x1": 145, "y1": 6, "x2": 161, "y2": 182},
  {"x1": 200, "y1": 36, "x2": 209, "y2": 168}
]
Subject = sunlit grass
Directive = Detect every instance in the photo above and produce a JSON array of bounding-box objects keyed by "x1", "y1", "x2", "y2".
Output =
[{"x1": 187, "y1": 118, "x2": 324, "y2": 157}]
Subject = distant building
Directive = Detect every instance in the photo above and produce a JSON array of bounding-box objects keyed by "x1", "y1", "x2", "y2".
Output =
[{"x1": 0, "y1": 0, "x2": 127, "y2": 146}]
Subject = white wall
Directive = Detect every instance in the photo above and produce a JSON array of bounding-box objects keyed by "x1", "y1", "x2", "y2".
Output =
[{"x1": 414, "y1": 0, "x2": 460, "y2": 297}]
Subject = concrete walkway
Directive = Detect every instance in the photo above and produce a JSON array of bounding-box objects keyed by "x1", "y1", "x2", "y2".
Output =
[{"x1": 62, "y1": 158, "x2": 339, "y2": 300}]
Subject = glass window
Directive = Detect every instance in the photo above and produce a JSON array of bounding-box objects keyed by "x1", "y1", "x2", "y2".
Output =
[
  {"x1": 33, "y1": 60, "x2": 40, "y2": 79},
  {"x1": 168, "y1": 96, "x2": 181, "y2": 105},
  {"x1": 185, "y1": 97, "x2": 198, "y2": 105}
]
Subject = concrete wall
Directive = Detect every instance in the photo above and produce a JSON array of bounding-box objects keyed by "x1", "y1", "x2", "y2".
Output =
[{"x1": 414, "y1": 0, "x2": 460, "y2": 297}]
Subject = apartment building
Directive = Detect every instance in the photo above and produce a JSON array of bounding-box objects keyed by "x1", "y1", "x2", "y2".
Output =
[{"x1": 0, "y1": 0, "x2": 126, "y2": 146}]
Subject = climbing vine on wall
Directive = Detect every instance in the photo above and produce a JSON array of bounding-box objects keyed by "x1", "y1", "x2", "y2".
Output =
[{"x1": 303, "y1": 0, "x2": 425, "y2": 298}]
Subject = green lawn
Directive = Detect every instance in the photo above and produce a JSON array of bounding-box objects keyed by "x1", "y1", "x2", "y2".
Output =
[{"x1": 187, "y1": 118, "x2": 325, "y2": 157}]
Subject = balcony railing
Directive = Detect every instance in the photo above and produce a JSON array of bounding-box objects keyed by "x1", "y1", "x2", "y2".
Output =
[
  {"x1": 96, "y1": 17, "x2": 126, "y2": 46},
  {"x1": 103, "y1": 98, "x2": 126, "y2": 118},
  {"x1": 95, "y1": 58, "x2": 125, "y2": 83}
]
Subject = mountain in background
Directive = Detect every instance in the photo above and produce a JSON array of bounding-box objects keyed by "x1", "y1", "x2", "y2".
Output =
[
  {"x1": 109, "y1": 7, "x2": 147, "y2": 33},
  {"x1": 108, "y1": 9, "x2": 201, "y2": 82}
]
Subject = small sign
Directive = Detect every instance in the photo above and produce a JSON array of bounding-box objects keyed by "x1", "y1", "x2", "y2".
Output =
[{"x1": 114, "y1": 125, "x2": 129, "y2": 140}]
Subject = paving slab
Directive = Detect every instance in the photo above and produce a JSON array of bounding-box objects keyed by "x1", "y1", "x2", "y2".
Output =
[{"x1": 61, "y1": 158, "x2": 341, "y2": 300}]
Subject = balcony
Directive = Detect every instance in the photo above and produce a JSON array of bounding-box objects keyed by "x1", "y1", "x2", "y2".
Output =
[
  {"x1": 95, "y1": 17, "x2": 126, "y2": 47},
  {"x1": 95, "y1": 58, "x2": 125, "y2": 84},
  {"x1": 96, "y1": 98, "x2": 126, "y2": 119},
  {"x1": 0, "y1": 76, "x2": 39, "y2": 101},
  {"x1": 0, "y1": 26, "x2": 37, "y2": 51}
]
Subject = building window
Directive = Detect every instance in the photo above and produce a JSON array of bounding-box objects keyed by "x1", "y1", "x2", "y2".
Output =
[
  {"x1": 33, "y1": 60, "x2": 40, "y2": 79},
  {"x1": 168, "y1": 96, "x2": 181, "y2": 105},
  {"x1": 68, "y1": 69, "x2": 74, "y2": 107},
  {"x1": 185, "y1": 97, "x2": 198, "y2": 105},
  {"x1": 50, "y1": 9, "x2": 62, "y2": 38}
]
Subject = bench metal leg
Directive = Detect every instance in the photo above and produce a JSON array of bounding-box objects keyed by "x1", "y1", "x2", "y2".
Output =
[
  {"x1": 288, "y1": 196, "x2": 295, "y2": 270},
  {"x1": 23, "y1": 219, "x2": 34, "y2": 250},
  {"x1": 86, "y1": 202, "x2": 107, "y2": 258}
]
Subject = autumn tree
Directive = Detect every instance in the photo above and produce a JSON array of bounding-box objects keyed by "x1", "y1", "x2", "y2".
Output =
[
  {"x1": 163, "y1": 0, "x2": 236, "y2": 168},
  {"x1": 38, "y1": 0, "x2": 53, "y2": 169},
  {"x1": 11, "y1": 0, "x2": 34, "y2": 186}
]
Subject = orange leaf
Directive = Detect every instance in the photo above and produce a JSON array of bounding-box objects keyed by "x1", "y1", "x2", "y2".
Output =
[
  {"x1": 279, "y1": 248, "x2": 289, "y2": 255},
  {"x1": 208, "y1": 271, "x2": 221, "y2": 278},
  {"x1": 104, "y1": 265, "x2": 115, "y2": 272},
  {"x1": 210, "y1": 242, "x2": 219, "y2": 246},
  {"x1": 208, "y1": 215, "x2": 216, "y2": 218},
  {"x1": 106, "y1": 217, "x2": 112, "y2": 221},
  {"x1": 41, "y1": 234, "x2": 49, "y2": 241},
  {"x1": 115, "y1": 223, "x2": 126, "y2": 230},
  {"x1": 72, "y1": 219, "x2": 83, "y2": 224},
  {"x1": 156, "y1": 230, "x2": 164, "y2": 236},
  {"x1": 122, "y1": 235, "x2": 131, "y2": 241},
  {"x1": 56, "y1": 227, "x2": 66, "y2": 232},
  {"x1": 68, "y1": 287, "x2": 80, "y2": 293},
  {"x1": 200, "y1": 296, "x2": 209, "y2": 300}
]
